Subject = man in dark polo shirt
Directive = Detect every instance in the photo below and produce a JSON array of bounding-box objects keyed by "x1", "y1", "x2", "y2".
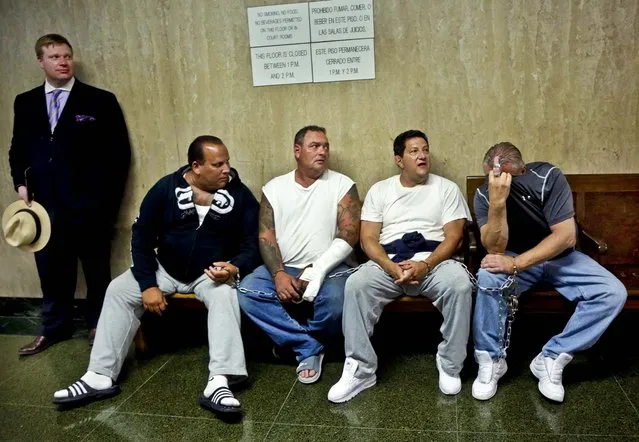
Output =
[{"x1": 471, "y1": 142, "x2": 626, "y2": 403}]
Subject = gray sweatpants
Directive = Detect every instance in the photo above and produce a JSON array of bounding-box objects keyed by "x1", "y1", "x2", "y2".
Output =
[
  {"x1": 343, "y1": 259, "x2": 473, "y2": 376},
  {"x1": 88, "y1": 265, "x2": 247, "y2": 382}
]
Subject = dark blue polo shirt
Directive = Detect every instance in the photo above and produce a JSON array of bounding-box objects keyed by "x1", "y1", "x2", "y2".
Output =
[{"x1": 473, "y1": 162, "x2": 575, "y2": 255}]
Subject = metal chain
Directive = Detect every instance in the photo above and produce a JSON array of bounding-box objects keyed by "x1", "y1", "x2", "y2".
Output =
[
  {"x1": 502, "y1": 283, "x2": 519, "y2": 354},
  {"x1": 235, "y1": 261, "x2": 520, "y2": 355},
  {"x1": 458, "y1": 262, "x2": 516, "y2": 293},
  {"x1": 458, "y1": 262, "x2": 519, "y2": 356},
  {"x1": 326, "y1": 264, "x2": 364, "y2": 279},
  {"x1": 233, "y1": 265, "x2": 361, "y2": 303}
]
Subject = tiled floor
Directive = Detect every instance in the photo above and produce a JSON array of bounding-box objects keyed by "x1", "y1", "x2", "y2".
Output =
[{"x1": 1, "y1": 301, "x2": 639, "y2": 441}]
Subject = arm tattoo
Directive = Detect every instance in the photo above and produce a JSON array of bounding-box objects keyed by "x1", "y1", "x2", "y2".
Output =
[
  {"x1": 259, "y1": 195, "x2": 275, "y2": 233},
  {"x1": 336, "y1": 184, "x2": 361, "y2": 246},
  {"x1": 259, "y1": 195, "x2": 284, "y2": 274}
]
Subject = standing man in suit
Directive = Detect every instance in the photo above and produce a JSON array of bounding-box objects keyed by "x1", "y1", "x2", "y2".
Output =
[{"x1": 8, "y1": 34, "x2": 131, "y2": 355}]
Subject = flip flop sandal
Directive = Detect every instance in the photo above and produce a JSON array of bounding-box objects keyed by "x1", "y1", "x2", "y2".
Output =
[
  {"x1": 52, "y1": 380, "x2": 120, "y2": 405},
  {"x1": 296, "y1": 352, "x2": 325, "y2": 384},
  {"x1": 198, "y1": 386, "x2": 242, "y2": 415}
]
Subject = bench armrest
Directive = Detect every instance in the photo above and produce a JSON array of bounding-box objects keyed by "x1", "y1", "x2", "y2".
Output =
[
  {"x1": 577, "y1": 222, "x2": 607, "y2": 260},
  {"x1": 467, "y1": 224, "x2": 478, "y2": 255}
]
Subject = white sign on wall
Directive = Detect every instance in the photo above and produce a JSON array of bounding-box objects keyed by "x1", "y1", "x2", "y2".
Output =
[
  {"x1": 247, "y1": 0, "x2": 375, "y2": 86},
  {"x1": 309, "y1": 0, "x2": 374, "y2": 42},
  {"x1": 312, "y1": 39, "x2": 375, "y2": 83},
  {"x1": 247, "y1": 3, "x2": 310, "y2": 47},
  {"x1": 250, "y1": 44, "x2": 313, "y2": 86}
]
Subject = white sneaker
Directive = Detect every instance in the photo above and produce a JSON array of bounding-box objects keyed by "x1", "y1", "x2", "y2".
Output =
[
  {"x1": 472, "y1": 350, "x2": 508, "y2": 400},
  {"x1": 327, "y1": 357, "x2": 376, "y2": 403},
  {"x1": 530, "y1": 352, "x2": 572, "y2": 402},
  {"x1": 436, "y1": 355, "x2": 461, "y2": 395}
]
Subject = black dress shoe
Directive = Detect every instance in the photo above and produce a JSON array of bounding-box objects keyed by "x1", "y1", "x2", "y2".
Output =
[{"x1": 18, "y1": 335, "x2": 64, "y2": 356}]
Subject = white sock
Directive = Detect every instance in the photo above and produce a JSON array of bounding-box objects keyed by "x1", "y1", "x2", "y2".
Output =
[
  {"x1": 204, "y1": 375, "x2": 239, "y2": 407},
  {"x1": 53, "y1": 371, "x2": 113, "y2": 399}
]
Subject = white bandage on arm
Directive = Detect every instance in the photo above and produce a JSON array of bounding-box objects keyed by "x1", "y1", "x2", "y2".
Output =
[
  {"x1": 300, "y1": 238, "x2": 353, "y2": 281},
  {"x1": 299, "y1": 238, "x2": 353, "y2": 301}
]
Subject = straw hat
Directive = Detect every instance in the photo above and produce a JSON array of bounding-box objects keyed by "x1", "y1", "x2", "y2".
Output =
[{"x1": 2, "y1": 200, "x2": 51, "y2": 252}]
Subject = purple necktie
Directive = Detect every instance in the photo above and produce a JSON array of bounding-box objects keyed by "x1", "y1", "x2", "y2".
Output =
[{"x1": 49, "y1": 89, "x2": 63, "y2": 131}]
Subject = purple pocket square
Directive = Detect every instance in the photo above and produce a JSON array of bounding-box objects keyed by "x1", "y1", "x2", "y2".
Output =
[{"x1": 75, "y1": 114, "x2": 96, "y2": 122}]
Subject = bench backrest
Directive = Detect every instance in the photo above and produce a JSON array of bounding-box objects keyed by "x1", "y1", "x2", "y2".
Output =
[{"x1": 466, "y1": 174, "x2": 639, "y2": 266}]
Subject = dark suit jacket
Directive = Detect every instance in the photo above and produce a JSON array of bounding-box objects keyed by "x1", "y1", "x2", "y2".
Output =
[{"x1": 9, "y1": 79, "x2": 131, "y2": 229}]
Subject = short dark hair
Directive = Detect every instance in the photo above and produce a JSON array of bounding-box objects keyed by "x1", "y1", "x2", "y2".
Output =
[
  {"x1": 294, "y1": 125, "x2": 326, "y2": 146},
  {"x1": 482, "y1": 141, "x2": 525, "y2": 169},
  {"x1": 187, "y1": 135, "x2": 224, "y2": 165},
  {"x1": 35, "y1": 34, "x2": 73, "y2": 59},
  {"x1": 393, "y1": 130, "x2": 429, "y2": 156}
]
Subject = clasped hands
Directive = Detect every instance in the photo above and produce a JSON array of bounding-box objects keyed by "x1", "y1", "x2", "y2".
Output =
[
  {"x1": 204, "y1": 261, "x2": 239, "y2": 284},
  {"x1": 142, "y1": 261, "x2": 239, "y2": 316},
  {"x1": 384, "y1": 260, "x2": 431, "y2": 285}
]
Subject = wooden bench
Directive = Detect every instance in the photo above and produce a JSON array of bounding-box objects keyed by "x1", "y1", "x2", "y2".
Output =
[
  {"x1": 159, "y1": 223, "x2": 475, "y2": 312},
  {"x1": 135, "y1": 173, "x2": 638, "y2": 351},
  {"x1": 134, "y1": 208, "x2": 477, "y2": 351},
  {"x1": 134, "y1": 235, "x2": 475, "y2": 352},
  {"x1": 466, "y1": 173, "x2": 639, "y2": 310}
]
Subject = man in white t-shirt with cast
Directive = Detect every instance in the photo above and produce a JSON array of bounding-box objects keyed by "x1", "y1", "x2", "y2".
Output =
[
  {"x1": 328, "y1": 129, "x2": 474, "y2": 403},
  {"x1": 238, "y1": 125, "x2": 361, "y2": 384}
]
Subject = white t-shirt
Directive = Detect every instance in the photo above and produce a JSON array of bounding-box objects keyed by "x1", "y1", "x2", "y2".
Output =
[
  {"x1": 195, "y1": 204, "x2": 209, "y2": 226},
  {"x1": 263, "y1": 169, "x2": 355, "y2": 268},
  {"x1": 362, "y1": 174, "x2": 471, "y2": 261}
]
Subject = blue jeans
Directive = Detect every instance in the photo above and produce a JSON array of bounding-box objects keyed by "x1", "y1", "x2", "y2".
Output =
[
  {"x1": 473, "y1": 250, "x2": 627, "y2": 360},
  {"x1": 238, "y1": 264, "x2": 348, "y2": 361}
]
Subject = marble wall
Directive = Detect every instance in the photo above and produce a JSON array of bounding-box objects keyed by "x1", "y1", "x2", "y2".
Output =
[{"x1": 0, "y1": 0, "x2": 637, "y2": 297}]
